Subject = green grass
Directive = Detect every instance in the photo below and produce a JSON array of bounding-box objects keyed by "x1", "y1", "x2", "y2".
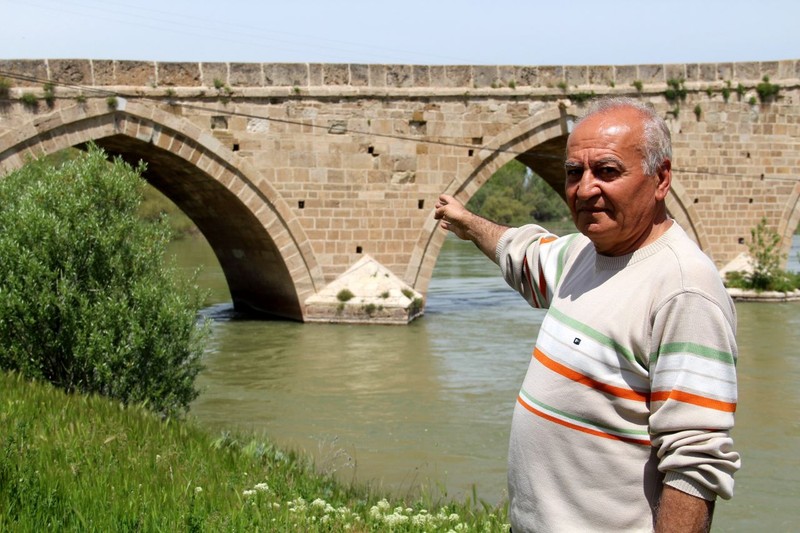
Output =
[{"x1": 0, "y1": 371, "x2": 509, "y2": 531}]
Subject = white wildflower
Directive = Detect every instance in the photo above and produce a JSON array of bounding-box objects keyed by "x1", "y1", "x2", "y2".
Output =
[
  {"x1": 272, "y1": 502, "x2": 281, "y2": 509},
  {"x1": 194, "y1": 486, "x2": 203, "y2": 494},
  {"x1": 311, "y1": 498, "x2": 327, "y2": 509},
  {"x1": 253, "y1": 482, "x2": 269, "y2": 492},
  {"x1": 384, "y1": 513, "x2": 410, "y2": 526},
  {"x1": 242, "y1": 489, "x2": 256, "y2": 497},
  {"x1": 377, "y1": 498, "x2": 391, "y2": 512},
  {"x1": 449, "y1": 513, "x2": 461, "y2": 522}
]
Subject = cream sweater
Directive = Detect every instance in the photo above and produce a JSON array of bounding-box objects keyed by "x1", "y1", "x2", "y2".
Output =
[{"x1": 496, "y1": 223, "x2": 740, "y2": 532}]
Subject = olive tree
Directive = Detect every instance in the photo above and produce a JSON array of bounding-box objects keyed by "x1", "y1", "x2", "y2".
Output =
[{"x1": 0, "y1": 145, "x2": 208, "y2": 417}]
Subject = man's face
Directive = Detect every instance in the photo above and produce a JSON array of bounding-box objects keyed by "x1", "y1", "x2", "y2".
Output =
[{"x1": 564, "y1": 107, "x2": 670, "y2": 256}]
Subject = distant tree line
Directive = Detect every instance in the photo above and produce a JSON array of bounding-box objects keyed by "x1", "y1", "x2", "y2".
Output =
[{"x1": 467, "y1": 160, "x2": 571, "y2": 228}]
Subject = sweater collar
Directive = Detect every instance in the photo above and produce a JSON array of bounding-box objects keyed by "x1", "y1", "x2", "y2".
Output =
[{"x1": 594, "y1": 222, "x2": 680, "y2": 271}]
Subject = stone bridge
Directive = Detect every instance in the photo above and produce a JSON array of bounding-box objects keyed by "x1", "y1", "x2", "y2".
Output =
[{"x1": 1, "y1": 59, "x2": 799, "y2": 322}]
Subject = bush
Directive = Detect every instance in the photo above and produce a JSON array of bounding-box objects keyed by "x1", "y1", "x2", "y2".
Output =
[
  {"x1": 0, "y1": 145, "x2": 208, "y2": 417},
  {"x1": 724, "y1": 218, "x2": 800, "y2": 292}
]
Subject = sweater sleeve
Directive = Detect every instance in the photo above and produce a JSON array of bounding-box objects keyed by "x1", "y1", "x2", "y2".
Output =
[
  {"x1": 648, "y1": 290, "x2": 741, "y2": 501},
  {"x1": 495, "y1": 225, "x2": 574, "y2": 309}
]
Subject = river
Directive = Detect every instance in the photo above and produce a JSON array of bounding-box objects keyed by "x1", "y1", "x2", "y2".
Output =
[{"x1": 178, "y1": 233, "x2": 800, "y2": 531}]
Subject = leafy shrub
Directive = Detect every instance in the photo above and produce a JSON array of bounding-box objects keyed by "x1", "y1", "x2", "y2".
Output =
[
  {"x1": 724, "y1": 218, "x2": 800, "y2": 292},
  {"x1": 336, "y1": 289, "x2": 354, "y2": 302},
  {"x1": 0, "y1": 145, "x2": 208, "y2": 417}
]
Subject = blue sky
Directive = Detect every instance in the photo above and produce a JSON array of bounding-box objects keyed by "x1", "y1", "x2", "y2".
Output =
[{"x1": 2, "y1": 0, "x2": 799, "y2": 66}]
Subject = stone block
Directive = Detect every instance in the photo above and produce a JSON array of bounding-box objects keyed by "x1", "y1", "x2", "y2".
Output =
[
  {"x1": 515, "y1": 66, "x2": 538, "y2": 87},
  {"x1": 265, "y1": 63, "x2": 309, "y2": 87},
  {"x1": 201, "y1": 62, "x2": 228, "y2": 87},
  {"x1": 386, "y1": 65, "x2": 413, "y2": 88},
  {"x1": 413, "y1": 65, "x2": 431, "y2": 87},
  {"x1": 717, "y1": 63, "x2": 734, "y2": 80},
  {"x1": 473, "y1": 66, "x2": 499, "y2": 88},
  {"x1": 49, "y1": 60, "x2": 92, "y2": 84},
  {"x1": 158, "y1": 62, "x2": 201, "y2": 86},
  {"x1": 323, "y1": 64, "x2": 349, "y2": 85},
  {"x1": 0, "y1": 60, "x2": 48, "y2": 87},
  {"x1": 229, "y1": 62, "x2": 262, "y2": 86},
  {"x1": 665, "y1": 63, "x2": 686, "y2": 81},
  {"x1": 565, "y1": 66, "x2": 587, "y2": 87},
  {"x1": 615, "y1": 65, "x2": 637, "y2": 86},
  {"x1": 760, "y1": 61, "x2": 779, "y2": 80},
  {"x1": 350, "y1": 64, "x2": 369, "y2": 86},
  {"x1": 639, "y1": 64, "x2": 664, "y2": 83},
  {"x1": 444, "y1": 65, "x2": 471, "y2": 88},
  {"x1": 734, "y1": 62, "x2": 760, "y2": 81},
  {"x1": 116, "y1": 60, "x2": 156, "y2": 86},
  {"x1": 538, "y1": 66, "x2": 564, "y2": 88},
  {"x1": 587, "y1": 66, "x2": 613, "y2": 86}
]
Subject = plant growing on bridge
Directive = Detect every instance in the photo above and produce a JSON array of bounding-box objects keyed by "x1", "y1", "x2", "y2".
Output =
[
  {"x1": 631, "y1": 80, "x2": 643, "y2": 93},
  {"x1": 43, "y1": 82, "x2": 55, "y2": 107},
  {"x1": 106, "y1": 95, "x2": 118, "y2": 109},
  {"x1": 337, "y1": 288, "x2": 354, "y2": 302},
  {"x1": 664, "y1": 78, "x2": 687, "y2": 103},
  {"x1": 20, "y1": 91, "x2": 38, "y2": 110},
  {"x1": 756, "y1": 75, "x2": 780, "y2": 103},
  {"x1": 0, "y1": 145, "x2": 209, "y2": 417},
  {"x1": 0, "y1": 76, "x2": 11, "y2": 99},
  {"x1": 725, "y1": 218, "x2": 800, "y2": 292}
]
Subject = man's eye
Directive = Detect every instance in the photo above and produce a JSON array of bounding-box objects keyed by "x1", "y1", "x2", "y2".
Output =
[
  {"x1": 565, "y1": 167, "x2": 582, "y2": 178},
  {"x1": 596, "y1": 166, "x2": 619, "y2": 178}
]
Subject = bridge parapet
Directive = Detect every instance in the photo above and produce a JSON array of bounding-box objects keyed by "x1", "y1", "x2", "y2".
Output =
[{"x1": 1, "y1": 59, "x2": 798, "y2": 93}]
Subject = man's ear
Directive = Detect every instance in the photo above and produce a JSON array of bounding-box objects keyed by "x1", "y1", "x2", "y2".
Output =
[{"x1": 655, "y1": 159, "x2": 672, "y2": 201}]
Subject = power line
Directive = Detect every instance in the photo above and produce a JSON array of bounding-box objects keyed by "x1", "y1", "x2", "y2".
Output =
[{"x1": 1, "y1": 70, "x2": 797, "y2": 182}]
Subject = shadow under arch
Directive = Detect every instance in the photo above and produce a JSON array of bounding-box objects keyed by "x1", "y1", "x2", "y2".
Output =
[
  {"x1": 777, "y1": 180, "x2": 800, "y2": 265},
  {"x1": 0, "y1": 101, "x2": 324, "y2": 321},
  {"x1": 406, "y1": 103, "x2": 712, "y2": 294}
]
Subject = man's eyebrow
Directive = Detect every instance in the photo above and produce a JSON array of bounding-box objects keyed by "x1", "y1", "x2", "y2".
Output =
[{"x1": 564, "y1": 160, "x2": 583, "y2": 169}]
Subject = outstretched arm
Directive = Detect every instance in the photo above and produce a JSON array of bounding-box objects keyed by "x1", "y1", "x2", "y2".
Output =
[{"x1": 434, "y1": 194, "x2": 509, "y2": 262}]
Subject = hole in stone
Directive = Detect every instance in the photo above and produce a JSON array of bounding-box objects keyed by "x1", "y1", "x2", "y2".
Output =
[
  {"x1": 746, "y1": 152, "x2": 751, "y2": 158},
  {"x1": 760, "y1": 173, "x2": 765, "y2": 180},
  {"x1": 418, "y1": 199, "x2": 425, "y2": 209},
  {"x1": 298, "y1": 200, "x2": 305, "y2": 209},
  {"x1": 738, "y1": 237, "x2": 745, "y2": 244},
  {"x1": 232, "y1": 143, "x2": 240, "y2": 152},
  {"x1": 367, "y1": 146, "x2": 374, "y2": 154},
  {"x1": 748, "y1": 198, "x2": 753, "y2": 204},
  {"x1": 356, "y1": 246, "x2": 363, "y2": 254},
  {"x1": 693, "y1": 198, "x2": 699, "y2": 204},
  {"x1": 468, "y1": 149, "x2": 474, "y2": 157}
]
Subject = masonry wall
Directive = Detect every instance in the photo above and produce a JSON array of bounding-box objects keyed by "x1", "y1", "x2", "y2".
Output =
[{"x1": 1, "y1": 59, "x2": 799, "y2": 303}]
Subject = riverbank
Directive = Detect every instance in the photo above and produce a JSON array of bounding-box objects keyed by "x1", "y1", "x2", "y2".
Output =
[{"x1": 0, "y1": 371, "x2": 508, "y2": 531}]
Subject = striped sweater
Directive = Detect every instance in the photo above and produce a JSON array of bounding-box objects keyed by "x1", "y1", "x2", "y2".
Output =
[{"x1": 496, "y1": 222, "x2": 740, "y2": 532}]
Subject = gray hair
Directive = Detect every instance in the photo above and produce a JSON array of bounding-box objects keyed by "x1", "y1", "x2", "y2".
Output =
[{"x1": 573, "y1": 97, "x2": 672, "y2": 176}]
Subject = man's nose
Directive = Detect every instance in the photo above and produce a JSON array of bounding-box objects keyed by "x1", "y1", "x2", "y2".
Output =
[{"x1": 575, "y1": 171, "x2": 600, "y2": 199}]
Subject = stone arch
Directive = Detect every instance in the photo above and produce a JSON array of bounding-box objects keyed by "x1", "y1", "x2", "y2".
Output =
[
  {"x1": 406, "y1": 103, "x2": 711, "y2": 294},
  {"x1": 778, "y1": 180, "x2": 800, "y2": 264},
  {"x1": 0, "y1": 100, "x2": 324, "y2": 321}
]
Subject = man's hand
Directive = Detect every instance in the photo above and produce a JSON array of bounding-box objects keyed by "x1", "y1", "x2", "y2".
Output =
[
  {"x1": 434, "y1": 194, "x2": 509, "y2": 261},
  {"x1": 655, "y1": 486, "x2": 715, "y2": 533}
]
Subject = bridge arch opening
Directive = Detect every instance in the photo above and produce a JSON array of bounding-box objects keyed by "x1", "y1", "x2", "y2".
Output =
[{"x1": 0, "y1": 105, "x2": 324, "y2": 321}]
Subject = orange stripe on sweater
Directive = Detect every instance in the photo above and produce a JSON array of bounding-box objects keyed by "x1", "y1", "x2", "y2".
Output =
[
  {"x1": 516, "y1": 396, "x2": 651, "y2": 446},
  {"x1": 534, "y1": 347, "x2": 649, "y2": 402},
  {"x1": 651, "y1": 390, "x2": 737, "y2": 413}
]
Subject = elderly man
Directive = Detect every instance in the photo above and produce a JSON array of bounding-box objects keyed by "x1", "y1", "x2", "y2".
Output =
[{"x1": 435, "y1": 97, "x2": 739, "y2": 532}]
